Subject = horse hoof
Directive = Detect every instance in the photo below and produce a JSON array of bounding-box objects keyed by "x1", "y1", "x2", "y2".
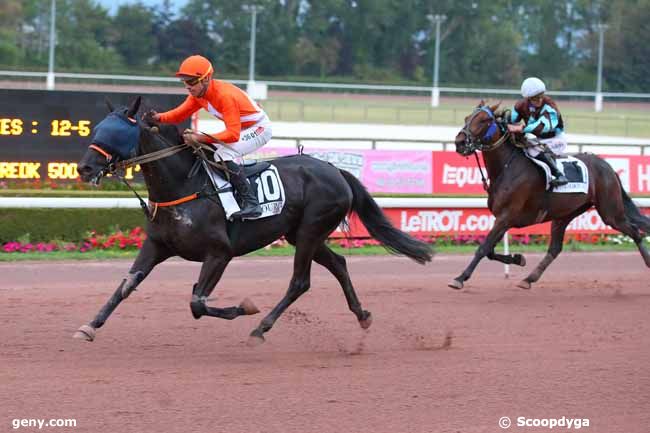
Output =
[
  {"x1": 448, "y1": 279, "x2": 464, "y2": 290},
  {"x1": 517, "y1": 280, "x2": 532, "y2": 290},
  {"x1": 247, "y1": 334, "x2": 265, "y2": 347},
  {"x1": 514, "y1": 254, "x2": 526, "y2": 267},
  {"x1": 239, "y1": 298, "x2": 260, "y2": 315},
  {"x1": 72, "y1": 325, "x2": 96, "y2": 341},
  {"x1": 359, "y1": 312, "x2": 373, "y2": 330}
]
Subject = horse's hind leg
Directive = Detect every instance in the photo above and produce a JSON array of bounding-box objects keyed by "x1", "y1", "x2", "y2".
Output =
[
  {"x1": 312, "y1": 243, "x2": 372, "y2": 329},
  {"x1": 249, "y1": 207, "x2": 350, "y2": 346},
  {"x1": 248, "y1": 231, "x2": 319, "y2": 346},
  {"x1": 449, "y1": 218, "x2": 510, "y2": 290},
  {"x1": 73, "y1": 239, "x2": 171, "y2": 341},
  {"x1": 189, "y1": 254, "x2": 259, "y2": 320}
]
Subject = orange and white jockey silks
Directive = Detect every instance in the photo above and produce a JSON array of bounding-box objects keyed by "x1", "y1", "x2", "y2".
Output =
[
  {"x1": 213, "y1": 114, "x2": 272, "y2": 162},
  {"x1": 157, "y1": 79, "x2": 271, "y2": 151}
]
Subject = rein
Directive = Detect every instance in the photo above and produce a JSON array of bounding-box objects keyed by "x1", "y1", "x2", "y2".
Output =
[{"x1": 115, "y1": 143, "x2": 189, "y2": 170}]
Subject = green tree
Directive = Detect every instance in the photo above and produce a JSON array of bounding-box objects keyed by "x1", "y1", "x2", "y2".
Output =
[
  {"x1": 0, "y1": 0, "x2": 25, "y2": 66},
  {"x1": 54, "y1": 0, "x2": 123, "y2": 71},
  {"x1": 112, "y1": 4, "x2": 156, "y2": 70},
  {"x1": 0, "y1": 0, "x2": 647, "y2": 92},
  {"x1": 602, "y1": 0, "x2": 650, "y2": 91},
  {"x1": 430, "y1": 0, "x2": 522, "y2": 86},
  {"x1": 256, "y1": 0, "x2": 301, "y2": 77}
]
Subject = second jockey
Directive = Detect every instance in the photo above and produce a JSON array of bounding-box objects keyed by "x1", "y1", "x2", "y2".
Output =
[{"x1": 508, "y1": 77, "x2": 569, "y2": 187}]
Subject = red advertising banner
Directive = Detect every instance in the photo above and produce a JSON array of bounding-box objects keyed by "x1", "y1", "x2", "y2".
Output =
[
  {"x1": 333, "y1": 207, "x2": 650, "y2": 238},
  {"x1": 431, "y1": 151, "x2": 487, "y2": 194},
  {"x1": 432, "y1": 152, "x2": 650, "y2": 195},
  {"x1": 601, "y1": 155, "x2": 650, "y2": 194}
]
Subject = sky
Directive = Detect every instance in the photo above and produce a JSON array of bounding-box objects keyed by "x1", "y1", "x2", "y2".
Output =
[{"x1": 97, "y1": 0, "x2": 187, "y2": 15}]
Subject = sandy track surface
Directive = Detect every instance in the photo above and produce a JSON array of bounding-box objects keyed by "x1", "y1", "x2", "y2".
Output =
[{"x1": 1, "y1": 252, "x2": 649, "y2": 433}]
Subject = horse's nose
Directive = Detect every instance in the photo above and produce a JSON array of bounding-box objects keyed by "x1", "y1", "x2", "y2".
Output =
[{"x1": 77, "y1": 164, "x2": 93, "y2": 181}]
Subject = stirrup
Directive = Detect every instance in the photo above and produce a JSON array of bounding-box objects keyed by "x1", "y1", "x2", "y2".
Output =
[
  {"x1": 550, "y1": 176, "x2": 569, "y2": 187},
  {"x1": 232, "y1": 205, "x2": 262, "y2": 219}
]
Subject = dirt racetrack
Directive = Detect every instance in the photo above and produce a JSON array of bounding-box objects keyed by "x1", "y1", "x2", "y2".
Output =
[{"x1": 1, "y1": 252, "x2": 649, "y2": 433}]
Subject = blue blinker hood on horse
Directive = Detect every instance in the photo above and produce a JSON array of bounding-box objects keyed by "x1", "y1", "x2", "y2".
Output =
[{"x1": 90, "y1": 112, "x2": 140, "y2": 160}]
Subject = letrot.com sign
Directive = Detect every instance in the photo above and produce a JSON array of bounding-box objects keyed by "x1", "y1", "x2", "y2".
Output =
[{"x1": 333, "y1": 207, "x2": 650, "y2": 238}]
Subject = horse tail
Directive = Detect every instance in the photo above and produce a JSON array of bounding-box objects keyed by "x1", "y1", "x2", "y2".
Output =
[
  {"x1": 621, "y1": 186, "x2": 650, "y2": 235},
  {"x1": 340, "y1": 170, "x2": 433, "y2": 264}
]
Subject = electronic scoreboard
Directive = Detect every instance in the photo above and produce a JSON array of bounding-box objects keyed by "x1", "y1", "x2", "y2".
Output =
[{"x1": 0, "y1": 89, "x2": 189, "y2": 181}]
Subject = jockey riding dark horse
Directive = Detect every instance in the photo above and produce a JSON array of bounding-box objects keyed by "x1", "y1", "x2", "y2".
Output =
[
  {"x1": 73, "y1": 97, "x2": 433, "y2": 345},
  {"x1": 450, "y1": 101, "x2": 650, "y2": 290}
]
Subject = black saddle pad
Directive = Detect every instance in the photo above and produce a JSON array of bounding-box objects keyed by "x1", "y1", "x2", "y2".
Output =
[{"x1": 559, "y1": 160, "x2": 585, "y2": 183}]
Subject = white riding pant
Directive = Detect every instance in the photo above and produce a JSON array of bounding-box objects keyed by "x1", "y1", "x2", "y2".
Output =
[
  {"x1": 524, "y1": 132, "x2": 568, "y2": 157},
  {"x1": 213, "y1": 116, "x2": 272, "y2": 162}
]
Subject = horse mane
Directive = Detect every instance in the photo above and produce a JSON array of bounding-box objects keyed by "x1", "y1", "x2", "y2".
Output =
[{"x1": 154, "y1": 123, "x2": 183, "y2": 146}]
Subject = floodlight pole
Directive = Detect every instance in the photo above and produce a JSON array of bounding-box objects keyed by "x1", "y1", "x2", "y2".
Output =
[
  {"x1": 46, "y1": 0, "x2": 56, "y2": 90},
  {"x1": 427, "y1": 14, "x2": 446, "y2": 107},
  {"x1": 595, "y1": 23, "x2": 608, "y2": 112},
  {"x1": 243, "y1": 5, "x2": 263, "y2": 85},
  {"x1": 243, "y1": 5, "x2": 267, "y2": 99}
]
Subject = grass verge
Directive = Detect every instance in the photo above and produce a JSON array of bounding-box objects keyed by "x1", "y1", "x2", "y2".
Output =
[{"x1": 0, "y1": 241, "x2": 640, "y2": 262}]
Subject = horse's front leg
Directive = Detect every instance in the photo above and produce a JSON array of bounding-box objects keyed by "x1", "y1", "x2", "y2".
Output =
[
  {"x1": 189, "y1": 254, "x2": 260, "y2": 320},
  {"x1": 449, "y1": 218, "x2": 510, "y2": 290},
  {"x1": 72, "y1": 239, "x2": 171, "y2": 341}
]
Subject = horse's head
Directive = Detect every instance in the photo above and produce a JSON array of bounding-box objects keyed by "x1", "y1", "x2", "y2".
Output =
[
  {"x1": 77, "y1": 97, "x2": 142, "y2": 185},
  {"x1": 454, "y1": 101, "x2": 503, "y2": 156}
]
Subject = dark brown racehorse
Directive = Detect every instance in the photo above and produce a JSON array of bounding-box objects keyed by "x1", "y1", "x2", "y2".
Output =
[{"x1": 450, "y1": 101, "x2": 650, "y2": 290}]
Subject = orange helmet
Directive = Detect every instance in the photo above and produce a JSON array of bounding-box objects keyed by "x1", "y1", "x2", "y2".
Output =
[{"x1": 175, "y1": 55, "x2": 213, "y2": 79}]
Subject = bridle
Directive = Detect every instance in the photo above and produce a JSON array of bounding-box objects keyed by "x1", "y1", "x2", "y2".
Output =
[
  {"x1": 86, "y1": 124, "x2": 226, "y2": 221},
  {"x1": 458, "y1": 105, "x2": 511, "y2": 154},
  {"x1": 88, "y1": 127, "x2": 189, "y2": 172},
  {"x1": 458, "y1": 105, "x2": 515, "y2": 192}
]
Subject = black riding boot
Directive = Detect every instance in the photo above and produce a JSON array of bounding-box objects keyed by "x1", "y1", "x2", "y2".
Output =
[
  {"x1": 535, "y1": 152, "x2": 568, "y2": 187},
  {"x1": 225, "y1": 161, "x2": 262, "y2": 219}
]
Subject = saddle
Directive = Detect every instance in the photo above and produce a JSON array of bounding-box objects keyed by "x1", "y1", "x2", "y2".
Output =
[
  {"x1": 525, "y1": 154, "x2": 589, "y2": 194},
  {"x1": 241, "y1": 161, "x2": 271, "y2": 178},
  {"x1": 190, "y1": 158, "x2": 270, "y2": 181},
  {"x1": 203, "y1": 160, "x2": 285, "y2": 221}
]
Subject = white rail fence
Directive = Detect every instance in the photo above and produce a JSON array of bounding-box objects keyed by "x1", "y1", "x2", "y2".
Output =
[
  {"x1": 2, "y1": 197, "x2": 648, "y2": 209},
  {"x1": 2, "y1": 70, "x2": 650, "y2": 101}
]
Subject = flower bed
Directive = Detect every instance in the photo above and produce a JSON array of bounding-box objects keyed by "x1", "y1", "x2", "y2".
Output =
[
  {"x1": 2, "y1": 227, "x2": 145, "y2": 254},
  {"x1": 1, "y1": 228, "x2": 647, "y2": 254}
]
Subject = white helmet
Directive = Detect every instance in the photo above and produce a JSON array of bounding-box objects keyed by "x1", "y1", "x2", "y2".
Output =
[{"x1": 521, "y1": 77, "x2": 546, "y2": 98}]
